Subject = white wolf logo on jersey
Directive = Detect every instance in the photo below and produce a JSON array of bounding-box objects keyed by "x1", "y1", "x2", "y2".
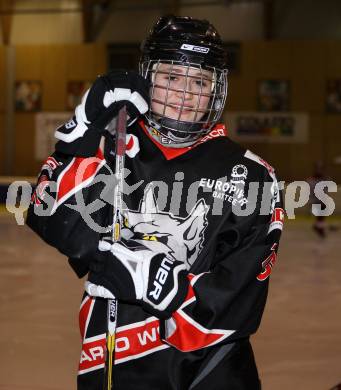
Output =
[{"x1": 122, "y1": 184, "x2": 209, "y2": 268}]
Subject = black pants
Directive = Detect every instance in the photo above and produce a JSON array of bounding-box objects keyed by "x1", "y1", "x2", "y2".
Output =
[{"x1": 191, "y1": 340, "x2": 261, "y2": 390}]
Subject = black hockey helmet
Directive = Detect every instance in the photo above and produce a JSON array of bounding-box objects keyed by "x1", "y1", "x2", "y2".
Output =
[
  {"x1": 139, "y1": 15, "x2": 228, "y2": 145},
  {"x1": 140, "y1": 15, "x2": 227, "y2": 69}
]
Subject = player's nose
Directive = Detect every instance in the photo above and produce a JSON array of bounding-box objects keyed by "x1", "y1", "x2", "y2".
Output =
[{"x1": 177, "y1": 85, "x2": 194, "y2": 101}]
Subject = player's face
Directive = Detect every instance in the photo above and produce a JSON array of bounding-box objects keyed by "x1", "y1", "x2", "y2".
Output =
[{"x1": 151, "y1": 63, "x2": 213, "y2": 123}]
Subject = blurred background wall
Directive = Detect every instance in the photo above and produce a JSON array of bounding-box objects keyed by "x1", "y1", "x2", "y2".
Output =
[{"x1": 1, "y1": 0, "x2": 341, "y2": 183}]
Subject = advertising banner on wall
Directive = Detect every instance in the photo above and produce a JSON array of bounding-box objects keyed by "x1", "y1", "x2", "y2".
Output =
[
  {"x1": 35, "y1": 112, "x2": 71, "y2": 160},
  {"x1": 225, "y1": 112, "x2": 309, "y2": 143}
]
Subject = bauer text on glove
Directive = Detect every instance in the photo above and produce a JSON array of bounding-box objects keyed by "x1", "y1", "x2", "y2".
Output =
[{"x1": 86, "y1": 240, "x2": 189, "y2": 319}]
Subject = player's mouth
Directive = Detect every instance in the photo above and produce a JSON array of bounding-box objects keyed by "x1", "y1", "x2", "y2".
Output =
[{"x1": 169, "y1": 105, "x2": 195, "y2": 114}]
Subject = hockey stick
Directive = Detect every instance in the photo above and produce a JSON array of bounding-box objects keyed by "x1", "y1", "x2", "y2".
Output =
[{"x1": 104, "y1": 106, "x2": 127, "y2": 390}]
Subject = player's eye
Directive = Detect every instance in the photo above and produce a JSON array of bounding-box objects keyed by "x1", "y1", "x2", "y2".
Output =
[
  {"x1": 169, "y1": 73, "x2": 185, "y2": 82},
  {"x1": 195, "y1": 80, "x2": 204, "y2": 87},
  {"x1": 195, "y1": 79, "x2": 210, "y2": 89}
]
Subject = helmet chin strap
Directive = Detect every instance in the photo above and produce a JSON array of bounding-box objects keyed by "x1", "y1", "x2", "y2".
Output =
[
  {"x1": 145, "y1": 116, "x2": 203, "y2": 148},
  {"x1": 159, "y1": 117, "x2": 203, "y2": 137}
]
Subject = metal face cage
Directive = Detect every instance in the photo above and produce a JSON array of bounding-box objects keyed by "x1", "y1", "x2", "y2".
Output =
[{"x1": 140, "y1": 59, "x2": 228, "y2": 143}]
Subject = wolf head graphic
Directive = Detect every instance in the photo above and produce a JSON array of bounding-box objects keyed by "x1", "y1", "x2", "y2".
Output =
[{"x1": 122, "y1": 184, "x2": 209, "y2": 268}]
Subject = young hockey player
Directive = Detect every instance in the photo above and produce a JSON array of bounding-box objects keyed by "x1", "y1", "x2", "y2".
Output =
[{"x1": 27, "y1": 15, "x2": 284, "y2": 390}]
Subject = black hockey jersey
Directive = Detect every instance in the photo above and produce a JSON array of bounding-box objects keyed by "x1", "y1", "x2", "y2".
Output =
[{"x1": 27, "y1": 119, "x2": 284, "y2": 390}]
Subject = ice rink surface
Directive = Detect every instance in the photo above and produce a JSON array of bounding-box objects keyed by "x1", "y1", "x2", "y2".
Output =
[{"x1": 0, "y1": 213, "x2": 340, "y2": 390}]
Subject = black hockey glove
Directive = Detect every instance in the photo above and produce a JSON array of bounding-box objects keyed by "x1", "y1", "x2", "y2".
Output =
[
  {"x1": 86, "y1": 239, "x2": 189, "y2": 319},
  {"x1": 55, "y1": 71, "x2": 149, "y2": 157}
]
